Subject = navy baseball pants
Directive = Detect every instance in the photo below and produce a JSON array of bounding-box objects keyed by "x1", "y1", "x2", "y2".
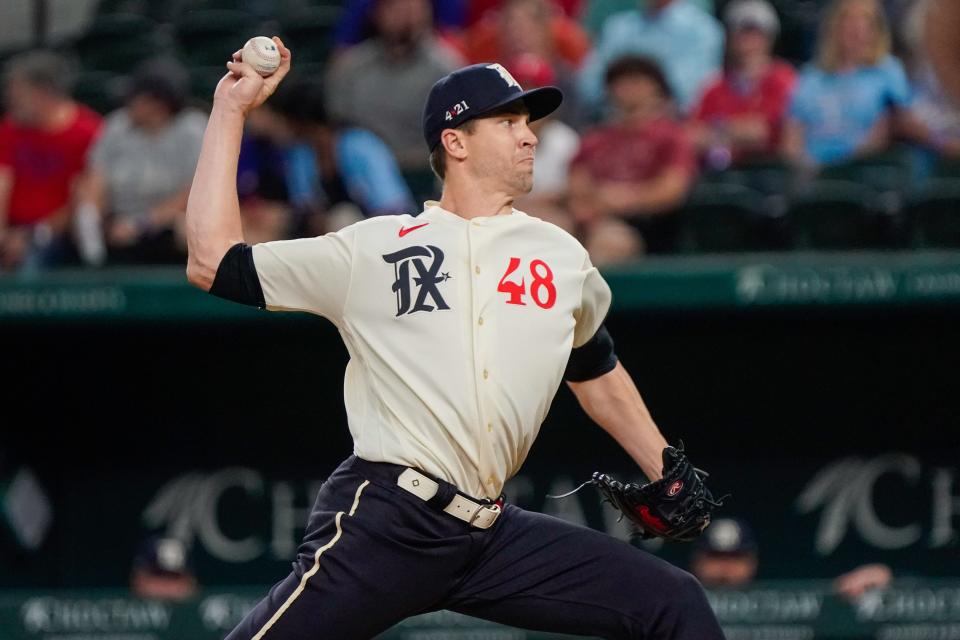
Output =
[{"x1": 225, "y1": 456, "x2": 725, "y2": 640}]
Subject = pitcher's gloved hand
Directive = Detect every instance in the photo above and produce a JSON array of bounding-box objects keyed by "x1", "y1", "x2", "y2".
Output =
[{"x1": 593, "y1": 444, "x2": 726, "y2": 542}]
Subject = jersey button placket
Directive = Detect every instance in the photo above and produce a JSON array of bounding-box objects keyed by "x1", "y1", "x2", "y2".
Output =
[{"x1": 471, "y1": 224, "x2": 498, "y2": 496}]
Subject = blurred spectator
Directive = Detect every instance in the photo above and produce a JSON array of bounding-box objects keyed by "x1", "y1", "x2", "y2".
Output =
[
  {"x1": 923, "y1": 0, "x2": 960, "y2": 107},
  {"x1": 334, "y1": 0, "x2": 468, "y2": 49},
  {"x1": 898, "y1": 0, "x2": 960, "y2": 164},
  {"x1": 0, "y1": 51, "x2": 101, "y2": 271},
  {"x1": 578, "y1": 0, "x2": 724, "y2": 113},
  {"x1": 461, "y1": 0, "x2": 588, "y2": 127},
  {"x1": 691, "y1": 518, "x2": 895, "y2": 598},
  {"x1": 581, "y1": 0, "x2": 716, "y2": 39},
  {"x1": 78, "y1": 60, "x2": 204, "y2": 265},
  {"x1": 327, "y1": 0, "x2": 463, "y2": 172},
  {"x1": 469, "y1": 0, "x2": 583, "y2": 25},
  {"x1": 690, "y1": 518, "x2": 758, "y2": 588},
  {"x1": 782, "y1": 0, "x2": 913, "y2": 168},
  {"x1": 690, "y1": 0, "x2": 797, "y2": 169},
  {"x1": 834, "y1": 563, "x2": 893, "y2": 600},
  {"x1": 130, "y1": 537, "x2": 197, "y2": 601},
  {"x1": 568, "y1": 56, "x2": 696, "y2": 263},
  {"x1": 510, "y1": 55, "x2": 580, "y2": 231},
  {"x1": 278, "y1": 79, "x2": 416, "y2": 230},
  {"x1": 236, "y1": 103, "x2": 298, "y2": 245},
  {"x1": 459, "y1": 0, "x2": 591, "y2": 70}
]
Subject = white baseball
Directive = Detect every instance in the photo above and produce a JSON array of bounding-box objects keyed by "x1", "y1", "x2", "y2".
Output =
[{"x1": 242, "y1": 36, "x2": 281, "y2": 77}]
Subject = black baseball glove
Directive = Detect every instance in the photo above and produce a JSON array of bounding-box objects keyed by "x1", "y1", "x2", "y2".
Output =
[{"x1": 592, "y1": 444, "x2": 725, "y2": 542}]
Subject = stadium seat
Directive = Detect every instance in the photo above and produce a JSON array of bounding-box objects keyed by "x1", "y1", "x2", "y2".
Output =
[
  {"x1": 74, "y1": 13, "x2": 160, "y2": 73},
  {"x1": 279, "y1": 7, "x2": 342, "y2": 64},
  {"x1": 94, "y1": 0, "x2": 150, "y2": 15},
  {"x1": 905, "y1": 179, "x2": 960, "y2": 249},
  {"x1": 818, "y1": 149, "x2": 912, "y2": 215},
  {"x1": 726, "y1": 159, "x2": 794, "y2": 195},
  {"x1": 72, "y1": 70, "x2": 123, "y2": 114},
  {"x1": 0, "y1": 44, "x2": 29, "y2": 69},
  {"x1": 174, "y1": 10, "x2": 260, "y2": 67},
  {"x1": 680, "y1": 182, "x2": 784, "y2": 252},
  {"x1": 789, "y1": 179, "x2": 884, "y2": 249},
  {"x1": 933, "y1": 158, "x2": 960, "y2": 180},
  {"x1": 182, "y1": 0, "x2": 253, "y2": 10}
]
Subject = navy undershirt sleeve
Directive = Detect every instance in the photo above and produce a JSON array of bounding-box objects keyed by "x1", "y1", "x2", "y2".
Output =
[
  {"x1": 564, "y1": 324, "x2": 618, "y2": 382},
  {"x1": 208, "y1": 243, "x2": 266, "y2": 309}
]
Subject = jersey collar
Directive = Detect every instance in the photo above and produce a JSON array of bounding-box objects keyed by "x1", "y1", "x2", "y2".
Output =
[{"x1": 420, "y1": 201, "x2": 524, "y2": 226}]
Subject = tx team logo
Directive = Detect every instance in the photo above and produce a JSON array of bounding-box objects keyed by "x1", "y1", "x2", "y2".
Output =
[
  {"x1": 382, "y1": 245, "x2": 451, "y2": 316},
  {"x1": 486, "y1": 63, "x2": 520, "y2": 89}
]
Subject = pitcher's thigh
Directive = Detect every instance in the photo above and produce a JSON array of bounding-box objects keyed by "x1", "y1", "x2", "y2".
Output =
[{"x1": 447, "y1": 507, "x2": 724, "y2": 640}]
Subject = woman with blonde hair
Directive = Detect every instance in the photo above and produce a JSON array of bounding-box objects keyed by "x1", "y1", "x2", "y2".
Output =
[{"x1": 782, "y1": 0, "x2": 913, "y2": 167}]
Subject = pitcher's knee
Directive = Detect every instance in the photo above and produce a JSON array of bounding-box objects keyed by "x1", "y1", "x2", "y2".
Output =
[
  {"x1": 675, "y1": 567, "x2": 711, "y2": 610},
  {"x1": 656, "y1": 566, "x2": 723, "y2": 639}
]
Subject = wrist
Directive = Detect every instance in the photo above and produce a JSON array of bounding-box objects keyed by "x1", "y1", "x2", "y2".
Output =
[{"x1": 211, "y1": 99, "x2": 249, "y2": 120}]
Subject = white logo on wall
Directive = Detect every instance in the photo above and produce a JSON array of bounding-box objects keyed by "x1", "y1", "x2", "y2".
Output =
[
  {"x1": 142, "y1": 468, "x2": 324, "y2": 563},
  {"x1": 736, "y1": 264, "x2": 898, "y2": 305},
  {"x1": 141, "y1": 470, "x2": 634, "y2": 565},
  {"x1": 796, "y1": 455, "x2": 960, "y2": 554},
  {"x1": 486, "y1": 63, "x2": 520, "y2": 89},
  {"x1": 21, "y1": 596, "x2": 170, "y2": 634},
  {"x1": 199, "y1": 594, "x2": 261, "y2": 631}
]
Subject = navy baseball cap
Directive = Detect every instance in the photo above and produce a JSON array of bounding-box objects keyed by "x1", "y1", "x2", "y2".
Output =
[{"x1": 422, "y1": 62, "x2": 563, "y2": 151}]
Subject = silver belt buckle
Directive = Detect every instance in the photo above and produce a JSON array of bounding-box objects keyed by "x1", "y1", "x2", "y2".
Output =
[{"x1": 469, "y1": 501, "x2": 502, "y2": 529}]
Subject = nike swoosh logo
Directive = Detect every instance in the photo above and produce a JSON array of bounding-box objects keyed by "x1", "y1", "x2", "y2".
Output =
[{"x1": 398, "y1": 222, "x2": 429, "y2": 237}]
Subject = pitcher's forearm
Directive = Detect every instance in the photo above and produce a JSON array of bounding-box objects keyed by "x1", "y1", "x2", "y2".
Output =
[
  {"x1": 185, "y1": 104, "x2": 247, "y2": 289},
  {"x1": 568, "y1": 362, "x2": 668, "y2": 480}
]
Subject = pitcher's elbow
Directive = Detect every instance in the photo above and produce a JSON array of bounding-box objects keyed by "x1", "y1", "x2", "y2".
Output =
[{"x1": 186, "y1": 256, "x2": 215, "y2": 291}]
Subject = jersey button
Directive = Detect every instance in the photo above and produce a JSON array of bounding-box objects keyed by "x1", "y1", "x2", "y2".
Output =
[
  {"x1": 487, "y1": 422, "x2": 493, "y2": 432},
  {"x1": 482, "y1": 369, "x2": 489, "y2": 380},
  {"x1": 474, "y1": 265, "x2": 480, "y2": 275},
  {"x1": 478, "y1": 317, "x2": 484, "y2": 326}
]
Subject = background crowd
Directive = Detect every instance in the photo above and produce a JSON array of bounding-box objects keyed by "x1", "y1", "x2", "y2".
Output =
[{"x1": 2, "y1": 0, "x2": 960, "y2": 271}]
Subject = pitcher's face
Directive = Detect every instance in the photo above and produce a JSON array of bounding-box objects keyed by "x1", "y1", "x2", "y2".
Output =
[{"x1": 463, "y1": 107, "x2": 539, "y2": 196}]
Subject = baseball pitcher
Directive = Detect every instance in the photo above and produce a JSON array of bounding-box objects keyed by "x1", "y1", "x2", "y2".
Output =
[{"x1": 185, "y1": 38, "x2": 725, "y2": 640}]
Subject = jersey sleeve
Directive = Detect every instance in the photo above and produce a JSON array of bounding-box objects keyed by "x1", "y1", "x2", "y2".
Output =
[
  {"x1": 572, "y1": 254, "x2": 612, "y2": 348},
  {"x1": 251, "y1": 225, "x2": 357, "y2": 325}
]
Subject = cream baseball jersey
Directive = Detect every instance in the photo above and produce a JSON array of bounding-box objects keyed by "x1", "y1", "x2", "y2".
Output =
[{"x1": 252, "y1": 202, "x2": 611, "y2": 499}]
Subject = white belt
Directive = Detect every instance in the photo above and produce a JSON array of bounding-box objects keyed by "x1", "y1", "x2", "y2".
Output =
[{"x1": 396, "y1": 468, "x2": 502, "y2": 530}]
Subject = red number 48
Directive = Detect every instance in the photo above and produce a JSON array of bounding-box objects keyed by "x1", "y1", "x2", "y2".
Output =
[{"x1": 497, "y1": 257, "x2": 557, "y2": 309}]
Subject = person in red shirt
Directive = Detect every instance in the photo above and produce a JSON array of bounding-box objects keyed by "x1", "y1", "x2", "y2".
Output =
[
  {"x1": 690, "y1": 0, "x2": 796, "y2": 168},
  {"x1": 466, "y1": 0, "x2": 582, "y2": 26},
  {"x1": 0, "y1": 51, "x2": 101, "y2": 270},
  {"x1": 459, "y1": 0, "x2": 591, "y2": 69},
  {"x1": 568, "y1": 55, "x2": 697, "y2": 262}
]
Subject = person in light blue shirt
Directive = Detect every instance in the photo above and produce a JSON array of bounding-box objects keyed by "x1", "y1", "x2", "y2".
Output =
[
  {"x1": 280, "y1": 81, "x2": 417, "y2": 218},
  {"x1": 578, "y1": 0, "x2": 724, "y2": 113},
  {"x1": 783, "y1": 0, "x2": 914, "y2": 167},
  {"x1": 580, "y1": 0, "x2": 715, "y2": 39},
  {"x1": 285, "y1": 130, "x2": 416, "y2": 217}
]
